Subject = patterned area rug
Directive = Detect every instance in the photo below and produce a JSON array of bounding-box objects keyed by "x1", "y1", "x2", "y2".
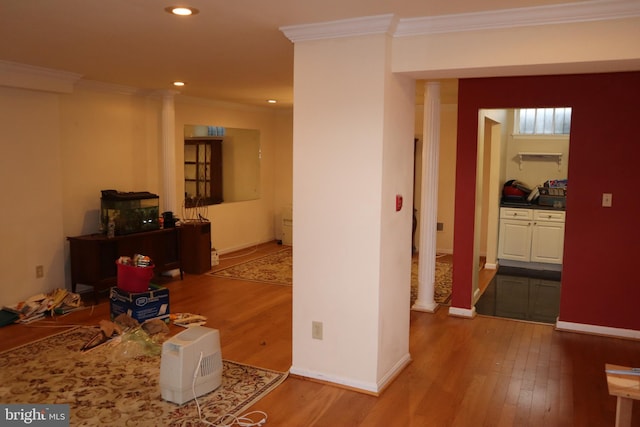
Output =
[
  {"x1": 412, "y1": 258, "x2": 453, "y2": 305},
  {"x1": 0, "y1": 327, "x2": 287, "y2": 426},
  {"x1": 211, "y1": 249, "x2": 452, "y2": 305},
  {"x1": 211, "y1": 249, "x2": 293, "y2": 286}
]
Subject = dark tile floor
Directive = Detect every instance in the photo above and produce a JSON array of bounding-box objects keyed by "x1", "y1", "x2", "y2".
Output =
[{"x1": 475, "y1": 266, "x2": 561, "y2": 324}]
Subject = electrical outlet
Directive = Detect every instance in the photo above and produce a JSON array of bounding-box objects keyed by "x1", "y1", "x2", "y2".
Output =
[
  {"x1": 602, "y1": 193, "x2": 612, "y2": 208},
  {"x1": 35, "y1": 265, "x2": 44, "y2": 278},
  {"x1": 312, "y1": 321, "x2": 323, "y2": 340}
]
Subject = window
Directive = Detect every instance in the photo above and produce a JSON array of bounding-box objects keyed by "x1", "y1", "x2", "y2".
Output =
[{"x1": 517, "y1": 107, "x2": 572, "y2": 135}]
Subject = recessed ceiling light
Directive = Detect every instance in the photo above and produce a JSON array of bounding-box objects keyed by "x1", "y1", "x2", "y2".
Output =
[
  {"x1": 267, "y1": 99, "x2": 277, "y2": 104},
  {"x1": 165, "y1": 6, "x2": 199, "y2": 16},
  {"x1": 173, "y1": 81, "x2": 186, "y2": 87}
]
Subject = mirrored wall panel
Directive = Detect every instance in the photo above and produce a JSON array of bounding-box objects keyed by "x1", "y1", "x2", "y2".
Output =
[{"x1": 184, "y1": 125, "x2": 260, "y2": 207}]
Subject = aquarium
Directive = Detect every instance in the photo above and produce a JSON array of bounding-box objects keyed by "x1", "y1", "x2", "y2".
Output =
[{"x1": 100, "y1": 190, "x2": 160, "y2": 236}]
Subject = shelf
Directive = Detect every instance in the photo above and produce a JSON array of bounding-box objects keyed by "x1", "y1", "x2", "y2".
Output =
[{"x1": 518, "y1": 152, "x2": 563, "y2": 171}]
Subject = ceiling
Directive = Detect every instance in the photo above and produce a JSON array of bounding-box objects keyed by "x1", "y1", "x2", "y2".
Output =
[{"x1": 0, "y1": 0, "x2": 587, "y2": 108}]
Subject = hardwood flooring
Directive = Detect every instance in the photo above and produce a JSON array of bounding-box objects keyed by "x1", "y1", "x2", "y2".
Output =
[{"x1": 1, "y1": 241, "x2": 639, "y2": 426}]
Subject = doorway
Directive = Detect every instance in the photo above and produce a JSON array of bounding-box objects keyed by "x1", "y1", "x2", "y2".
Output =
[{"x1": 473, "y1": 107, "x2": 570, "y2": 323}]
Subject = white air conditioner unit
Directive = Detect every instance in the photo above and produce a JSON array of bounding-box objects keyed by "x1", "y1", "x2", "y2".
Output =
[{"x1": 159, "y1": 326, "x2": 223, "y2": 404}]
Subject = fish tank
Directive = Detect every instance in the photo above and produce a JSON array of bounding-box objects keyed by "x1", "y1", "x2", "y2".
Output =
[{"x1": 100, "y1": 190, "x2": 160, "y2": 236}]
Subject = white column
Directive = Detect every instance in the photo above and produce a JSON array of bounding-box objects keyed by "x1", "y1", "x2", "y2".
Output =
[
  {"x1": 412, "y1": 81, "x2": 441, "y2": 313},
  {"x1": 161, "y1": 91, "x2": 178, "y2": 214}
]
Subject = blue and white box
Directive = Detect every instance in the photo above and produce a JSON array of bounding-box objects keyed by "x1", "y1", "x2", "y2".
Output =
[{"x1": 109, "y1": 284, "x2": 170, "y2": 323}]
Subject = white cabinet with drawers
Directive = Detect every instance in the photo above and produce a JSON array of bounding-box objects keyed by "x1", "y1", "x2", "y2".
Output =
[{"x1": 498, "y1": 207, "x2": 565, "y2": 265}]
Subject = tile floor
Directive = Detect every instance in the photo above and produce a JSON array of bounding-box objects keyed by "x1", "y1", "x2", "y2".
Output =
[{"x1": 475, "y1": 266, "x2": 561, "y2": 324}]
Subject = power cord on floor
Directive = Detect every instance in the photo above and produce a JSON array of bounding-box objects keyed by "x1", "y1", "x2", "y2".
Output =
[
  {"x1": 192, "y1": 352, "x2": 268, "y2": 426},
  {"x1": 217, "y1": 244, "x2": 260, "y2": 261}
]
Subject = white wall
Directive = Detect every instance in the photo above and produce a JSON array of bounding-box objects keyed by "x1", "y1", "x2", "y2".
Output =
[
  {"x1": 0, "y1": 87, "x2": 65, "y2": 307},
  {"x1": 392, "y1": 17, "x2": 640, "y2": 78},
  {"x1": 59, "y1": 89, "x2": 162, "y2": 237},
  {"x1": 290, "y1": 31, "x2": 412, "y2": 393},
  {"x1": 273, "y1": 111, "x2": 294, "y2": 243},
  {"x1": 478, "y1": 109, "x2": 508, "y2": 266}
]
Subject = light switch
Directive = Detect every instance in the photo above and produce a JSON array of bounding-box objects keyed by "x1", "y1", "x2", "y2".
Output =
[{"x1": 602, "y1": 193, "x2": 612, "y2": 208}]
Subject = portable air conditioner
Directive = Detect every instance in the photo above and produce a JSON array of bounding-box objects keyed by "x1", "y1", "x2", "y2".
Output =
[{"x1": 159, "y1": 326, "x2": 223, "y2": 404}]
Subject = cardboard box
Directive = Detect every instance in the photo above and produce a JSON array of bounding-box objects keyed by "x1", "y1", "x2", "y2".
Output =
[{"x1": 110, "y1": 285, "x2": 170, "y2": 323}]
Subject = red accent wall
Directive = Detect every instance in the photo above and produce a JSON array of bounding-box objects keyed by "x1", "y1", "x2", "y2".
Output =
[{"x1": 453, "y1": 72, "x2": 640, "y2": 330}]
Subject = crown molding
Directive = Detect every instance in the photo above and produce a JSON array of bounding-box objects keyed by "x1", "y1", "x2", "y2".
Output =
[
  {"x1": 75, "y1": 79, "x2": 149, "y2": 97},
  {"x1": 0, "y1": 60, "x2": 82, "y2": 93},
  {"x1": 280, "y1": 1, "x2": 639, "y2": 42},
  {"x1": 395, "y1": 0, "x2": 640, "y2": 37},
  {"x1": 175, "y1": 94, "x2": 276, "y2": 113},
  {"x1": 281, "y1": 14, "x2": 397, "y2": 42}
]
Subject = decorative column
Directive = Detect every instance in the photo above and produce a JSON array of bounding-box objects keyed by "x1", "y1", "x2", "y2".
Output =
[
  {"x1": 412, "y1": 81, "x2": 441, "y2": 313},
  {"x1": 161, "y1": 91, "x2": 178, "y2": 214}
]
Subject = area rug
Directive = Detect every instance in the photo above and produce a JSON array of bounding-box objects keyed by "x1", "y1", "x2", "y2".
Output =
[
  {"x1": 211, "y1": 248, "x2": 293, "y2": 286},
  {"x1": 0, "y1": 327, "x2": 288, "y2": 426},
  {"x1": 210, "y1": 248, "x2": 452, "y2": 305},
  {"x1": 411, "y1": 258, "x2": 453, "y2": 305}
]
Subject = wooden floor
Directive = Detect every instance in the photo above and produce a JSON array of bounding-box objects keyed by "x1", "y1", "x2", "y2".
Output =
[{"x1": 1, "y1": 241, "x2": 639, "y2": 426}]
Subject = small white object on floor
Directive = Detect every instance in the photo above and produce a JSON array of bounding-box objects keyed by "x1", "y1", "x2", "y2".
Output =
[
  {"x1": 161, "y1": 269, "x2": 182, "y2": 278},
  {"x1": 172, "y1": 313, "x2": 208, "y2": 328}
]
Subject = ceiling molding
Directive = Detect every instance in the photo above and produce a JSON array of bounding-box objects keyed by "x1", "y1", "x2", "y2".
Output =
[
  {"x1": 395, "y1": 0, "x2": 640, "y2": 37},
  {"x1": 175, "y1": 94, "x2": 278, "y2": 113},
  {"x1": 281, "y1": 14, "x2": 397, "y2": 42},
  {"x1": 75, "y1": 79, "x2": 149, "y2": 97},
  {"x1": 0, "y1": 60, "x2": 82, "y2": 93},
  {"x1": 280, "y1": 1, "x2": 640, "y2": 43}
]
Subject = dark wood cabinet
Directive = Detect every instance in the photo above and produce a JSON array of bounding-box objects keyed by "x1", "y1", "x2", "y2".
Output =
[
  {"x1": 68, "y1": 228, "x2": 182, "y2": 302},
  {"x1": 180, "y1": 221, "x2": 212, "y2": 274}
]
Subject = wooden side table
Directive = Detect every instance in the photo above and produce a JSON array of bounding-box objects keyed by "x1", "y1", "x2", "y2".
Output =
[{"x1": 606, "y1": 364, "x2": 640, "y2": 427}]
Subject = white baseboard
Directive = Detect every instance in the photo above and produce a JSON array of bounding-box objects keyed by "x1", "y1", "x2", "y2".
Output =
[
  {"x1": 448, "y1": 306, "x2": 476, "y2": 318},
  {"x1": 472, "y1": 287, "x2": 481, "y2": 304},
  {"x1": 288, "y1": 366, "x2": 378, "y2": 394},
  {"x1": 376, "y1": 353, "x2": 412, "y2": 393},
  {"x1": 290, "y1": 352, "x2": 411, "y2": 395},
  {"x1": 411, "y1": 300, "x2": 439, "y2": 313},
  {"x1": 555, "y1": 320, "x2": 640, "y2": 341},
  {"x1": 217, "y1": 239, "x2": 274, "y2": 255}
]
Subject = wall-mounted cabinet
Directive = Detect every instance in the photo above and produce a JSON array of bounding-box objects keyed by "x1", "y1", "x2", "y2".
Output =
[{"x1": 498, "y1": 207, "x2": 565, "y2": 266}]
